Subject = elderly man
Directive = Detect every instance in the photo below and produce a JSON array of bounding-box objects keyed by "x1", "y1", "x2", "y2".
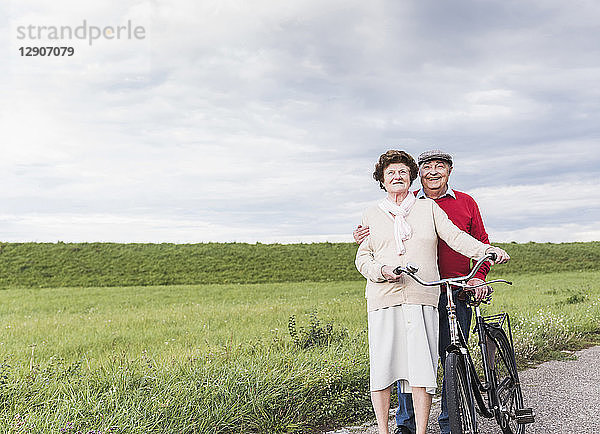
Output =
[{"x1": 353, "y1": 150, "x2": 491, "y2": 434}]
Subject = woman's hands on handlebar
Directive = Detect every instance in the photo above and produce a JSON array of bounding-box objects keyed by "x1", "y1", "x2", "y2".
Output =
[
  {"x1": 393, "y1": 249, "x2": 511, "y2": 289},
  {"x1": 381, "y1": 265, "x2": 403, "y2": 282},
  {"x1": 485, "y1": 246, "x2": 510, "y2": 264}
]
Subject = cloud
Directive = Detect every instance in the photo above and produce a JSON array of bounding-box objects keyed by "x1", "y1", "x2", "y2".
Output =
[
  {"x1": 1, "y1": 0, "x2": 599, "y2": 243},
  {"x1": 469, "y1": 181, "x2": 600, "y2": 241},
  {"x1": 491, "y1": 223, "x2": 600, "y2": 244}
]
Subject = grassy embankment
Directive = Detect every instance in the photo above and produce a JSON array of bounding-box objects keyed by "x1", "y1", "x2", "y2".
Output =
[
  {"x1": 0, "y1": 241, "x2": 598, "y2": 287},
  {"x1": 0, "y1": 242, "x2": 598, "y2": 433}
]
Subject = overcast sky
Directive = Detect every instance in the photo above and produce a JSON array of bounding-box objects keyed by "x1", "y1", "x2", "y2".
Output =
[{"x1": 1, "y1": 0, "x2": 599, "y2": 244}]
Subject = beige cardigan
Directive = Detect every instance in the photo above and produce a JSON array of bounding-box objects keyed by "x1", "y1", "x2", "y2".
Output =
[{"x1": 355, "y1": 198, "x2": 489, "y2": 312}]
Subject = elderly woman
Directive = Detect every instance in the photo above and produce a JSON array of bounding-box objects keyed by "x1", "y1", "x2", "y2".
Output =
[{"x1": 355, "y1": 150, "x2": 509, "y2": 434}]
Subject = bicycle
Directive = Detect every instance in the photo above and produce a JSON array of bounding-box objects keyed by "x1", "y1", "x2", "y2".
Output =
[{"x1": 394, "y1": 253, "x2": 535, "y2": 434}]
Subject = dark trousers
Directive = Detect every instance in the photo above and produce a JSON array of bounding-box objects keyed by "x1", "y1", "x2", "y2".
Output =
[{"x1": 395, "y1": 291, "x2": 472, "y2": 433}]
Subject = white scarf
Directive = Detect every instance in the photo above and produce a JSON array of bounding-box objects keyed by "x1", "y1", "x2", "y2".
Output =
[{"x1": 378, "y1": 194, "x2": 416, "y2": 255}]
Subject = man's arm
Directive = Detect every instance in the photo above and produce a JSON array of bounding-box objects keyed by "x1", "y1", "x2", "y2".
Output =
[
  {"x1": 465, "y1": 197, "x2": 493, "y2": 301},
  {"x1": 354, "y1": 216, "x2": 386, "y2": 283},
  {"x1": 468, "y1": 198, "x2": 491, "y2": 281}
]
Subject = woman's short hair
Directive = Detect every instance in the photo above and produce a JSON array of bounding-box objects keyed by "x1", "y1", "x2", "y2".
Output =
[{"x1": 373, "y1": 150, "x2": 418, "y2": 190}]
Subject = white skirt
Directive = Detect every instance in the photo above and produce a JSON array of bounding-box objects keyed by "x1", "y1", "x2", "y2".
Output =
[{"x1": 368, "y1": 304, "x2": 439, "y2": 394}]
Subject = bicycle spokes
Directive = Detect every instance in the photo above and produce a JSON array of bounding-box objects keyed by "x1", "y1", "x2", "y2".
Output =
[{"x1": 487, "y1": 327, "x2": 527, "y2": 434}]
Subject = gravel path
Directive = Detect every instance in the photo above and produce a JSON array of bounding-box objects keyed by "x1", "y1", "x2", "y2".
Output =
[{"x1": 326, "y1": 345, "x2": 600, "y2": 433}]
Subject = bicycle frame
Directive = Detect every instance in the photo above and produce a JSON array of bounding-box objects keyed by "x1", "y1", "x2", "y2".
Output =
[
  {"x1": 444, "y1": 283, "x2": 495, "y2": 431},
  {"x1": 444, "y1": 284, "x2": 480, "y2": 410},
  {"x1": 443, "y1": 281, "x2": 479, "y2": 431},
  {"x1": 446, "y1": 279, "x2": 525, "y2": 426},
  {"x1": 394, "y1": 253, "x2": 522, "y2": 432}
]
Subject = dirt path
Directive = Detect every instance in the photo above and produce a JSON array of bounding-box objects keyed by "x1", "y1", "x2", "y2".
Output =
[{"x1": 326, "y1": 345, "x2": 600, "y2": 433}]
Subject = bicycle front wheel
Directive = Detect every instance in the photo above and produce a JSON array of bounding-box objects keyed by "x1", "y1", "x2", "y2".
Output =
[
  {"x1": 445, "y1": 352, "x2": 477, "y2": 434},
  {"x1": 486, "y1": 326, "x2": 525, "y2": 434}
]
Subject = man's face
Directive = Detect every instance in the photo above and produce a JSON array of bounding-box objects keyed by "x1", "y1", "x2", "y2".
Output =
[{"x1": 420, "y1": 159, "x2": 452, "y2": 191}]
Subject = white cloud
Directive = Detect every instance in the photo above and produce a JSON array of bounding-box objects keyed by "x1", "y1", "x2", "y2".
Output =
[
  {"x1": 491, "y1": 223, "x2": 600, "y2": 244},
  {"x1": 467, "y1": 181, "x2": 600, "y2": 242},
  {"x1": 472, "y1": 182, "x2": 599, "y2": 219},
  {"x1": 1, "y1": 0, "x2": 599, "y2": 243},
  {"x1": 0, "y1": 212, "x2": 356, "y2": 243}
]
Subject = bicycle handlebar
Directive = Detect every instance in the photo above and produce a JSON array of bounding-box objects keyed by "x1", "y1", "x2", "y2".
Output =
[{"x1": 393, "y1": 252, "x2": 512, "y2": 289}]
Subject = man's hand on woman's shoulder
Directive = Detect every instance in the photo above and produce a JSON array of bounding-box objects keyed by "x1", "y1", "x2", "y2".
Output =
[{"x1": 354, "y1": 225, "x2": 370, "y2": 244}]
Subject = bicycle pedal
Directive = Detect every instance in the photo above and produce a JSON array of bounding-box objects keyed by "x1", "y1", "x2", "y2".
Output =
[{"x1": 515, "y1": 408, "x2": 535, "y2": 424}]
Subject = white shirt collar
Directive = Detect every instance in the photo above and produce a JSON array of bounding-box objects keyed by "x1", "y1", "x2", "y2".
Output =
[{"x1": 416, "y1": 185, "x2": 456, "y2": 199}]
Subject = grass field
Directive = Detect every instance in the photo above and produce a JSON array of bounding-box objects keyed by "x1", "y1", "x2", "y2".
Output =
[{"x1": 0, "y1": 264, "x2": 599, "y2": 433}]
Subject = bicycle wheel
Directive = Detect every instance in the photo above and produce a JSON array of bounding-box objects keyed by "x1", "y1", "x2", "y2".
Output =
[
  {"x1": 486, "y1": 326, "x2": 525, "y2": 434},
  {"x1": 445, "y1": 352, "x2": 477, "y2": 434}
]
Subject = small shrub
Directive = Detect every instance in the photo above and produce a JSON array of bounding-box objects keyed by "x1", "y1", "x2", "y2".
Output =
[
  {"x1": 564, "y1": 293, "x2": 586, "y2": 304},
  {"x1": 288, "y1": 311, "x2": 348, "y2": 349},
  {"x1": 512, "y1": 309, "x2": 581, "y2": 364}
]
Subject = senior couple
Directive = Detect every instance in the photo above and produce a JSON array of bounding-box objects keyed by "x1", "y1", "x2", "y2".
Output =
[{"x1": 354, "y1": 149, "x2": 509, "y2": 434}]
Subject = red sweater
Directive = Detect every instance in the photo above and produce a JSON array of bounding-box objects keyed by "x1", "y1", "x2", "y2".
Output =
[{"x1": 417, "y1": 189, "x2": 490, "y2": 283}]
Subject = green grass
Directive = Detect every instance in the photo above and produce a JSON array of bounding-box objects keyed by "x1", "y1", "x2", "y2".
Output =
[
  {"x1": 0, "y1": 242, "x2": 361, "y2": 288},
  {"x1": 0, "y1": 270, "x2": 599, "y2": 432},
  {"x1": 0, "y1": 241, "x2": 599, "y2": 288},
  {"x1": 0, "y1": 282, "x2": 365, "y2": 363},
  {"x1": 484, "y1": 270, "x2": 600, "y2": 363},
  {"x1": 0, "y1": 281, "x2": 370, "y2": 433}
]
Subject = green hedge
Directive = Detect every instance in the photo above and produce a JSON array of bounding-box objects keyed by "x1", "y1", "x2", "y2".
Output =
[{"x1": 0, "y1": 241, "x2": 598, "y2": 288}]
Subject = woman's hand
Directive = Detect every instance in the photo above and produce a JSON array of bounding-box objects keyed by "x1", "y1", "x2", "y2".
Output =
[
  {"x1": 353, "y1": 225, "x2": 370, "y2": 244},
  {"x1": 381, "y1": 265, "x2": 403, "y2": 282},
  {"x1": 485, "y1": 246, "x2": 510, "y2": 264}
]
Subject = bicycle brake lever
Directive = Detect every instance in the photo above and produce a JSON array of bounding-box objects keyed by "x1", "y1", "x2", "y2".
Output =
[
  {"x1": 406, "y1": 263, "x2": 419, "y2": 274},
  {"x1": 481, "y1": 293, "x2": 493, "y2": 304},
  {"x1": 461, "y1": 287, "x2": 493, "y2": 306},
  {"x1": 393, "y1": 263, "x2": 419, "y2": 275}
]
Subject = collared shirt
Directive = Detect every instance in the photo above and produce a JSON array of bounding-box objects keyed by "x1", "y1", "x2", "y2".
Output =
[{"x1": 415, "y1": 185, "x2": 457, "y2": 199}]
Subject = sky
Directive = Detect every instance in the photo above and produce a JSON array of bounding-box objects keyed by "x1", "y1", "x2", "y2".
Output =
[{"x1": 1, "y1": 0, "x2": 599, "y2": 244}]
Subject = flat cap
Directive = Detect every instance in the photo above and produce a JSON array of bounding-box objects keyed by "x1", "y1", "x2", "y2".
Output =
[{"x1": 418, "y1": 149, "x2": 453, "y2": 166}]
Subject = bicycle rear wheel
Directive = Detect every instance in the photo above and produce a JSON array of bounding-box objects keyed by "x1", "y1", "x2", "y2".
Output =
[
  {"x1": 486, "y1": 326, "x2": 525, "y2": 434},
  {"x1": 445, "y1": 352, "x2": 477, "y2": 434}
]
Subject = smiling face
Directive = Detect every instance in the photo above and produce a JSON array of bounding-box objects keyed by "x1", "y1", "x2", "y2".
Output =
[
  {"x1": 382, "y1": 162, "x2": 412, "y2": 194},
  {"x1": 420, "y1": 159, "x2": 452, "y2": 195}
]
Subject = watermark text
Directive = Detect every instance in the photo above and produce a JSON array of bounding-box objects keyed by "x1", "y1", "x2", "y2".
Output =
[{"x1": 16, "y1": 20, "x2": 146, "y2": 46}]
